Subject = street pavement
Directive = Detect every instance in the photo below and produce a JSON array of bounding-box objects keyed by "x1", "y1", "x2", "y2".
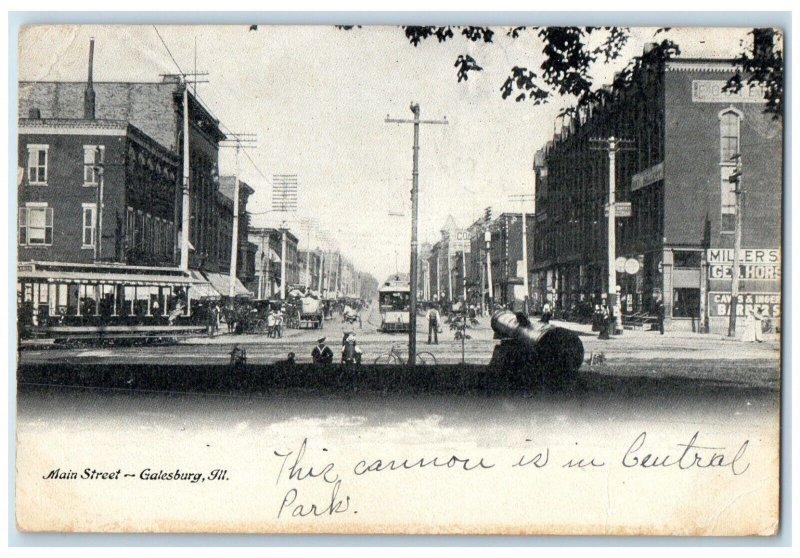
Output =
[{"x1": 18, "y1": 304, "x2": 780, "y2": 369}]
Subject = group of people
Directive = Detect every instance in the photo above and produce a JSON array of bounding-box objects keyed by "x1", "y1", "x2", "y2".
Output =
[
  {"x1": 265, "y1": 307, "x2": 285, "y2": 338},
  {"x1": 310, "y1": 333, "x2": 363, "y2": 365}
]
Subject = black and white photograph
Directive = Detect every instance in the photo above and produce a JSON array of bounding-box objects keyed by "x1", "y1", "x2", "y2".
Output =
[{"x1": 13, "y1": 19, "x2": 783, "y2": 535}]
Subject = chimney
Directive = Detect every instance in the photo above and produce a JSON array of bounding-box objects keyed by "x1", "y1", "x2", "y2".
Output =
[
  {"x1": 84, "y1": 38, "x2": 96, "y2": 120},
  {"x1": 753, "y1": 28, "x2": 774, "y2": 59}
]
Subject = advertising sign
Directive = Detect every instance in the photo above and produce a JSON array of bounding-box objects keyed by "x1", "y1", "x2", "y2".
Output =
[
  {"x1": 631, "y1": 162, "x2": 663, "y2": 191},
  {"x1": 449, "y1": 229, "x2": 471, "y2": 255},
  {"x1": 708, "y1": 292, "x2": 780, "y2": 318}
]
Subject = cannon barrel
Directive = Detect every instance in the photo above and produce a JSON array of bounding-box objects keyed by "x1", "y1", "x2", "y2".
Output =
[{"x1": 490, "y1": 309, "x2": 584, "y2": 374}]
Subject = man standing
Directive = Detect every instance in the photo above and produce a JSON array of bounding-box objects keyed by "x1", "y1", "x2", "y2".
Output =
[
  {"x1": 311, "y1": 337, "x2": 334, "y2": 364},
  {"x1": 598, "y1": 301, "x2": 610, "y2": 340},
  {"x1": 655, "y1": 297, "x2": 665, "y2": 335},
  {"x1": 427, "y1": 305, "x2": 440, "y2": 345}
]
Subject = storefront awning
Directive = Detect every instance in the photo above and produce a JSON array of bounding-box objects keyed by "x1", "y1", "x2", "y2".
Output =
[
  {"x1": 189, "y1": 271, "x2": 221, "y2": 298},
  {"x1": 204, "y1": 272, "x2": 253, "y2": 298}
]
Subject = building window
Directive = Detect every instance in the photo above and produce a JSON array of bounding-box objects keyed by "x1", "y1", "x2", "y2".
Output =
[
  {"x1": 83, "y1": 145, "x2": 105, "y2": 185},
  {"x1": 26, "y1": 145, "x2": 48, "y2": 185},
  {"x1": 672, "y1": 288, "x2": 700, "y2": 319},
  {"x1": 719, "y1": 110, "x2": 741, "y2": 164},
  {"x1": 126, "y1": 207, "x2": 135, "y2": 252},
  {"x1": 19, "y1": 204, "x2": 53, "y2": 246},
  {"x1": 82, "y1": 204, "x2": 97, "y2": 248},
  {"x1": 673, "y1": 250, "x2": 702, "y2": 268},
  {"x1": 720, "y1": 167, "x2": 736, "y2": 233}
]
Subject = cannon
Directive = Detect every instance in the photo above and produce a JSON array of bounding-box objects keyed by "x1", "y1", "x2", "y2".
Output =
[{"x1": 489, "y1": 309, "x2": 584, "y2": 387}]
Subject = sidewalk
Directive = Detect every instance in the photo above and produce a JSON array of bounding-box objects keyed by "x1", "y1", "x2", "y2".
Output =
[{"x1": 549, "y1": 319, "x2": 781, "y2": 362}]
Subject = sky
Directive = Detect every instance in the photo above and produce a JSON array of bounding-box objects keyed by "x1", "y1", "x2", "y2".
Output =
[{"x1": 18, "y1": 25, "x2": 751, "y2": 282}]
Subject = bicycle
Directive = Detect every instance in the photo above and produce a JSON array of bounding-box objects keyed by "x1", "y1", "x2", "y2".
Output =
[{"x1": 373, "y1": 343, "x2": 437, "y2": 365}]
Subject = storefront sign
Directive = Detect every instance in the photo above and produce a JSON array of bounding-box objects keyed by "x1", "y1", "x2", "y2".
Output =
[
  {"x1": 706, "y1": 248, "x2": 780, "y2": 265},
  {"x1": 709, "y1": 264, "x2": 781, "y2": 280},
  {"x1": 631, "y1": 162, "x2": 663, "y2": 192},
  {"x1": 708, "y1": 292, "x2": 780, "y2": 318},
  {"x1": 692, "y1": 80, "x2": 766, "y2": 104},
  {"x1": 18, "y1": 263, "x2": 36, "y2": 273},
  {"x1": 624, "y1": 258, "x2": 641, "y2": 275}
]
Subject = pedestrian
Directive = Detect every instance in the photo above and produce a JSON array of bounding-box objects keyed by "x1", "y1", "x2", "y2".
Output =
[
  {"x1": 753, "y1": 308, "x2": 764, "y2": 343},
  {"x1": 598, "y1": 302, "x2": 610, "y2": 340},
  {"x1": 275, "y1": 307, "x2": 284, "y2": 338},
  {"x1": 427, "y1": 305, "x2": 440, "y2": 345},
  {"x1": 266, "y1": 308, "x2": 276, "y2": 338},
  {"x1": 341, "y1": 332, "x2": 363, "y2": 365},
  {"x1": 655, "y1": 298, "x2": 665, "y2": 335},
  {"x1": 311, "y1": 336, "x2": 334, "y2": 364},
  {"x1": 208, "y1": 303, "x2": 218, "y2": 338},
  {"x1": 541, "y1": 300, "x2": 552, "y2": 324}
]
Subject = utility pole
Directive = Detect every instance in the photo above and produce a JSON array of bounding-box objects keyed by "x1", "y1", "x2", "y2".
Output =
[
  {"x1": 509, "y1": 193, "x2": 535, "y2": 315},
  {"x1": 591, "y1": 136, "x2": 635, "y2": 334},
  {"x1": 272, "y1": 174, "x2": 298, "y2": 299},
  {"x1": 220, "y1": 133, "x2": 257, "y2": 297},
  {"x1": 728, "y1": 154, "x2": 744, "y2": 337},
  {"x1": 386, "y1": 103, "x2": 448, "y2": 366},
  {"x1": 160, "y1": 72, "x2": 208, "y2": 272},
  {"x1": 93, "y1": 146, "x2": 104, "y2": 263}
]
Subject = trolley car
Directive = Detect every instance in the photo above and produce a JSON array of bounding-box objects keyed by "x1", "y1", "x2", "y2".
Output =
[
  {"x1": 377, "y1": 276, "x2": 411, "y2": 333},
  {"x1": 17, "y1": 262, "x2": 213, "y2": 345}
]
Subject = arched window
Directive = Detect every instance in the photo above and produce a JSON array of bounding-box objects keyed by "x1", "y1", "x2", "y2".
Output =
[{"x1": 719, "y1": 109, "x2": 741, "y2": 164}]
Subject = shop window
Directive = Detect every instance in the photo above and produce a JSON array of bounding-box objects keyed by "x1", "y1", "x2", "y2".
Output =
[
  {"x1": 673, "y1": 251, "x2": 702, "y2": 268},
  {"x1": 672, "y1": 288, "x2": 700, "y2": 318},
  {"x1": 26, "y1": 145, "x2": 48, "y2": 184}
]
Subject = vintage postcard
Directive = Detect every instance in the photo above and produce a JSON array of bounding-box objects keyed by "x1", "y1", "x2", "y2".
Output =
[{"x1": 14, "y1": 23, "x2": 782, "y2": 535}]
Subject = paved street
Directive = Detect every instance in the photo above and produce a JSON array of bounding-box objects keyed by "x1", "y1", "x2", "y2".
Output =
[{"x1": 19, "y1": 303, "x2": 780, "y2": 371}]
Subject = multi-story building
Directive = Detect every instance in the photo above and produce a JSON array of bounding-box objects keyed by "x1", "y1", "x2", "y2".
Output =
[
  {"x1": 215, "y1": 176, "x2": 256, "y2": 295},
  {"x1": 248, "y1": 227, "x2": 299, "y2": 299},
  {"x1": 19, "y1": 72, "x2": 229, "y2": 274},
  {"x1": 297, "y1": 249, "x2": 323, "y2": 291},
  {"x1": 17, "y1": 42, "x2": 256, "y2": 322},
  {"x1": 18, "y1": 115, "x2": 178, "y2": 267},
  {"x1": 533, "y1": 43, "x2": 782, "y2": 332},
  {"x1": 486, "y1": 213, "x2": 536, "y2": 309}
]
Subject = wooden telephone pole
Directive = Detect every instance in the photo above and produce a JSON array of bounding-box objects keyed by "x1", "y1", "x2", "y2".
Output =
[
  {"x1": 220, "y1": 133, "x2": 257, "y2": 297},
  {"x1": 728, "y1": 153, "x2": 744, "y2": 337},
  {"x1": 590, "y1": 136, "x2": 635, "y2": 334},
  {"x1": 385, "y1": 103, "x2": 448, "y2": 365}
]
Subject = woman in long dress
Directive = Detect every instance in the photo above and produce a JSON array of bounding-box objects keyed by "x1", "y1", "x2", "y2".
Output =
[{"x1": 742, "y1": 308, "x2": 757, "y2": 342}]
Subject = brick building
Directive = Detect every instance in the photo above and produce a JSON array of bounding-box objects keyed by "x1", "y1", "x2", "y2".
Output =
[
  {"x1": 17, "y1": 45, "x2": 256, "y2": 317},
  {"x1": 19, "y1": 76, "x2": 233, "y2": 275},
  {"x1": 18, "y1": 116, "x2": 178, "y2": 267},
  {"x1": 486, "y1": 213, "x2": 536, "y2": 309},
  {"x1": 533, "y1": 46, "x2": 782, "y2": 332}
]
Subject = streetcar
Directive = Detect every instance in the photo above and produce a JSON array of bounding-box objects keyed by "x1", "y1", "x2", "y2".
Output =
[
  {"x1": 16, "y1": 261, "x2": 217, "y2": 346},
  {"x1": 377, "y1": 275, "x2": 410, "y2": 333}
]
